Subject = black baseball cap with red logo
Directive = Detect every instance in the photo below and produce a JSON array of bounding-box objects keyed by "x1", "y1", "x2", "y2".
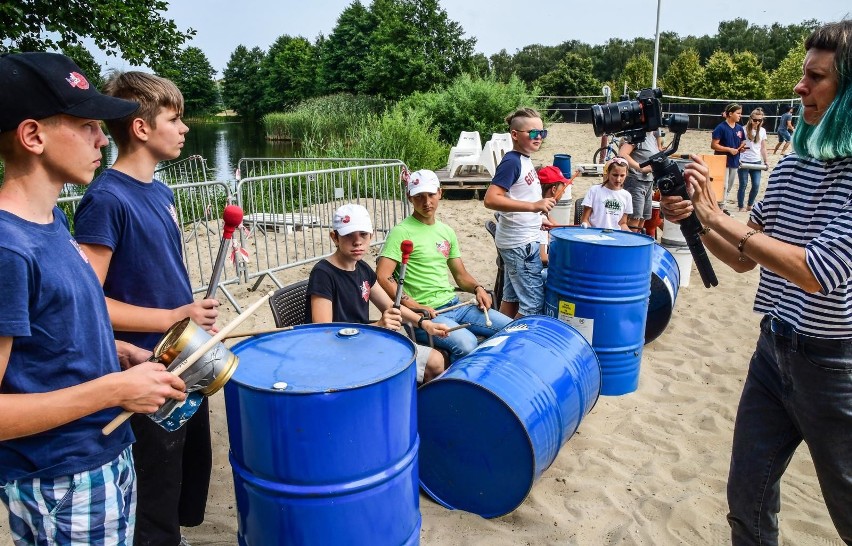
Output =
[{"x1": 0, "y1": 52, "x2": 139, "y2": 132}]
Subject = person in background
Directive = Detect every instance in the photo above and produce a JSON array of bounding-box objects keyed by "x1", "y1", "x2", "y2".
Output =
[
  {"x1": 307, "y1": 204, "x2": 449, "y2": 384},
  {"x1": 773, "y1": 104, "x2": 796, "y2": 155},
  {"x1": 711, "y1": 103, "x2": 747, "y2": 212},
  {"x1": 536, "y1": 165, "x2": 570, "y2": 285},
  {"x1": 737, "y1": 108, "x2": 769, "y2": 212},
  {"x1": 619, "y1": 130, "x2": 663, "y2": 233},
  {"x1": 0, "y1": 52, "x2": 186, "y2": 546},
  {"x1": 377, "y1": 170, "x2": 512, "y2": 361},
  {"x1": 660, "y1": 19, "x2": 852, "y2": 545},
  {"x1": 484, "y1": 108, "x2": 556, "y2": 318},
  {"x1": 73, "y1": 71, "x2": 219, "y2": 546},
  {"x1": 579, "y1": 158, "x2": 632, "y2": 230}
]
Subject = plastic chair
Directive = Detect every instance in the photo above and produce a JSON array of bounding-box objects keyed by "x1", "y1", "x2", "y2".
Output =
[
  {"x1": 448, "y1": 141, "x2": 496, "y2": 178},
  {"x1": 490, "y1": 133, "x2": 513, "y2": 163},
  {"x1": 269, "y1": 279, "x2": 309, "y2": 328},
  {"x1": 446, "y1": 131, "x2": 482, "y2": 170}
]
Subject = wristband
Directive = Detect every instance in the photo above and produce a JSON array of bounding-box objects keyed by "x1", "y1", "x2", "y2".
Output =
[
  {"x1": 737, "y1": 229, "x2": 762, "y2": 262},
  {"x1": 699, "y1": 225, "x2": 711, "y2": 236},
  {"x1": 473, "y1": 285, "x2": 483, "y2": 294},
  {"x1": 417, "y1": 316, "x2": 426, "y2": 329}
]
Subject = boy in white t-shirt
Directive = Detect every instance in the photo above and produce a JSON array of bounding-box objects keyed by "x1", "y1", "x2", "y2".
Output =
[
  {"x1": 484, "y1": 108, "x2": 556, "y2": 318},
  {"x1": 580, "y1": 157, "x2": 633, "y2": 230}
]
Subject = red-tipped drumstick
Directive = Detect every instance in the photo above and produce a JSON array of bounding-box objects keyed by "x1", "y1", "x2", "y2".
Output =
[
  {"x1": 393, "y1": 240, "x2": 414, "y2": 309},
  {"x1": 552, "y1": 169, "x2": 581, "y2": 202},
  {"x1": 205, "y1": 205, "x2": 244, "y2": 299}
]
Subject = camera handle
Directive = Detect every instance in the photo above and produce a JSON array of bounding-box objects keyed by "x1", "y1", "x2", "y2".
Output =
[{"x1": 640, "y1": 133, "x2": 719, "y2": 288}]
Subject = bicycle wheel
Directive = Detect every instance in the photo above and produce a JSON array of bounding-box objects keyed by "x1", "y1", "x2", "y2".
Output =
[{"x1": 592, "y1": 147, "x2": 611, "y2": 164}]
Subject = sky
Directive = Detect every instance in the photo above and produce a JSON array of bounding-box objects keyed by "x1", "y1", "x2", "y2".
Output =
[{"x1": 97, "y1": 0, "x2": 851, "y2": 74}]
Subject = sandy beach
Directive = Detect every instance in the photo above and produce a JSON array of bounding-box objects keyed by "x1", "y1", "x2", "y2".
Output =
[{"x1": 1, "y1": 123, "x2": 842, "y2": 545}]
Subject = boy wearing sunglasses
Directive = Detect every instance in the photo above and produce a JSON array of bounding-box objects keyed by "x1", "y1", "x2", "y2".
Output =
[{"x1": 484, "y1": 108, "x2": 556, "y2": 318}]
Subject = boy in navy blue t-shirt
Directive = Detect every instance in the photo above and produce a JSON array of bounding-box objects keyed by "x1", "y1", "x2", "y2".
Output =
[
  {"x1": 0, "y1": 52, "x2": 186, "y2": 545},
  {"x1": 74, "y1": 71, "x2": 219, "y2": 546}
]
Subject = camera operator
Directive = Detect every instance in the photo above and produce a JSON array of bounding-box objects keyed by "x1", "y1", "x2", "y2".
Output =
[
  {"x1": 661, "y1": 19, "x2": 852, "y2": 545},
  {"x1": 618, "y1": 130, "x2": 664, "y2": 233}
]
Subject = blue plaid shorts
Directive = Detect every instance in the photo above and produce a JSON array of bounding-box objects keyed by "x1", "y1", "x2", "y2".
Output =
[{"x1": 0, "y1": 447, "x2": 136, "y2": 545}]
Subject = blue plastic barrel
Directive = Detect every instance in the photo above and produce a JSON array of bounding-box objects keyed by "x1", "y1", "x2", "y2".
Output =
[
  {"x1": 545, "y1": 227, "x2": 653, "y2": 396},
  {"x1": 417, "y1": 316, "x2": 600, "y2": 518},
  {"x1": 646, "y1": 243, "x2": 680, "y2": 344},
  {"x1": 553, "y1": 153, "x2": 572, "y2": 178},
  {"x1": 226, "y1": 324, "x2": 420, "y2": 546}
]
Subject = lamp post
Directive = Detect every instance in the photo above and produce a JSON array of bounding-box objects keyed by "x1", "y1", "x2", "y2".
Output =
[{"x1": 652, "y1": 0, "x2": 662, "y2": 88}]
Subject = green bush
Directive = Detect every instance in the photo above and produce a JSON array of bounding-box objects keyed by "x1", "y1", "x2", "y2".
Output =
[
  {"x1": 302, "y1": 108, "x2": 448, "y2": 172},
  {"x1": 263, "y1": 93, "x2": 386, "y2": 143},
  {"x1": 395, "y1": 73, "x2": 546, "y2": 143}
]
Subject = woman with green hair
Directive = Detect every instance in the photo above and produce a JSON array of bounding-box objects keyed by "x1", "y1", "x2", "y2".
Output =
[{"x1": 662, "y1": 19, "x2": 852, "y2": 545}]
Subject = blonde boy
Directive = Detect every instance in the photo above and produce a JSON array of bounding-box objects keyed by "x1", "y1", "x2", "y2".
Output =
[{"x1": 73, "y1": 72, "x2": 217, "y2": 546}]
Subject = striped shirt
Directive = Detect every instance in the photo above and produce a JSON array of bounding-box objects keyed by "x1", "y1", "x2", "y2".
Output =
[{"x1": 751, "y1": 154, "x2": 852, "y2": 338}]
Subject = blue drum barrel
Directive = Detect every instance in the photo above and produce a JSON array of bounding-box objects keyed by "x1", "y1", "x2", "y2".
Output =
[
  {"x1": 417, "y1": 316, "x2": 600, "y2": 518},
  {"x1": 553, "y1": 153, "x2": 572, "y2": 178},
  {"x1": 226, "y1": 324, "x2": 420, "y2": 546},
  {"x1": 646, "y1": 243, "x2": 680, "y2": 344},
  {"x1": 545, "y1": 227, "x2": 653, "y2": 396}
]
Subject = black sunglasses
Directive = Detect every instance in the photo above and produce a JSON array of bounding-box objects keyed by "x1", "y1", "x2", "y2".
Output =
[{"x1": 517, "y1": 129, "x2": 548, "y2": 139}]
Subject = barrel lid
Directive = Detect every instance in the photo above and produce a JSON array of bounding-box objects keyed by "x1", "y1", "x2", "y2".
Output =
[
  {"x1": 550, "y1": 226, "x2": 653, "y2": 247},
  {"x1": 230, "y1": 323, "x2": 415, "y2": 393}
]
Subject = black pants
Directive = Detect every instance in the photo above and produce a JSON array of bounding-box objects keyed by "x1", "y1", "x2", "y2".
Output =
[{"x1": 132, "y1": 397, "x2": 212, "y2": 546}]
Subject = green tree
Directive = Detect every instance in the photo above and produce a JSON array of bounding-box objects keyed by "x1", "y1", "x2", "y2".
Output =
[
  {"x1": 700, "y1": 50, "x2": 739, "y2": 98},
  {"x1": 660, "y1": 48, "x2": 704, "y2": 97},
  {"x1": 511, "y1": 44, "x2": 567, "y2": 84},
  {"x1": 321, "y1": 1, "x2": 377, "y2": 94},
  {"x1": 727, "y1": 51, "x2": 769, "y2": 99},
  {"x1": 361, "y1": 0, "x2": 475, "y2": 99},
  {"x1": 156, "y1": 47, "x2": 219, "y2": 117},
  {"x1": 489, "y1": 49, "x2": 514, "y2": 82},
  {"x1": 536, "y1": 53, "x2": 601, "y2": 97},
  {"x1": 0, "y1": 0, "x2": 194, "y2": 67},
  {"x1": 62, "y1": 44, "x2": 103, "y2": 89},
  {"x1": 468, "y1": 53, "x2": 491, "y2": 78},
  {"x1": 768, "y1": 41, "x2": 806, "y2": 99},
  {"x1": 262, "y1": 35, "x2": 319, "y2": 111},
  {"x1": 620, "y1": 54, "x2": 654, "y2": 92},
  {"x1": 222, "y1": 45, "x2": 267, "y2": 119}
]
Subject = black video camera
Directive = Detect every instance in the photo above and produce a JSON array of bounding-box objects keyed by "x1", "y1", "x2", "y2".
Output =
[{"x1": 590, "y1": 88, "x2": 718, "y2": 288}]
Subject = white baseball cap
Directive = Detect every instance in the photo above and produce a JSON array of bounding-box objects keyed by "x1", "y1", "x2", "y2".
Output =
[
  {"x1": 407, "y1": 169, "x2": 441, "y2": 196},
  {"x1": 332, "y1": 204, "x2": 373, "y2": 236}
]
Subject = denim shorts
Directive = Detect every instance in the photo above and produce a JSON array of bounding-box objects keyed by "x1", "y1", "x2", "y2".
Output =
[{"x1": 498, "y1": 241, "x2": 544, "y2": 316}]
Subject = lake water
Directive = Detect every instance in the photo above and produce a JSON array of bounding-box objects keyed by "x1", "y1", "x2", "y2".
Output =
[{"x1": 104, "y1": 120, "x2": 297, "y2": 182}]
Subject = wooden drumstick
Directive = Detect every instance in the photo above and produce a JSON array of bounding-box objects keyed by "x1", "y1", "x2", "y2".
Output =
[
  {"x1": 222, "y1": 326, "x2": 293, "y2": 340},
  {"x1": 484, "y1": 307, "x2": 492, "y2": 328},
  {"x1": 552, "y1": 169, "x2": 581, "y2": 201},
  {"x1": 102, "y1": 290, "x2": 275, "y2": 435},
  {"x1": 446, "y1": 323, "x2": 471, "y2": 333},
  {"x1": 434, "y1": 300, "x2": 475, "y2": 315}
]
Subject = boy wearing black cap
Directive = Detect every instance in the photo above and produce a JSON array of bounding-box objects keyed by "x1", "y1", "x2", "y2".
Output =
[{"x1": 0, "y1": 52, "x2": 187, "y2": 544}]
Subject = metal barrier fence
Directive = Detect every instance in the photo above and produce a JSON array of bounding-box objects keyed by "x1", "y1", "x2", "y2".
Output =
[
  {"x1": 56, "y1": 156, "x2": 410, "y2": 309},
  {"x1": 235, "y1": 158, "x2": 410, "y2": 290},
  {"x1": 58, "y1": 156, "x2": 242, "y2": 308}
]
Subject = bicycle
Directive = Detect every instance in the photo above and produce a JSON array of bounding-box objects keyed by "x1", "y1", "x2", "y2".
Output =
[{"x1": 592, "y1": 134, "x2": 623, "y2": 165}]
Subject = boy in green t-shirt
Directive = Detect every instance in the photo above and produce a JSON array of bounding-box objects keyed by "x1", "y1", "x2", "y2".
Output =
[{"x1": 377, "y1": 170, "x2": 512, "y2": 361}]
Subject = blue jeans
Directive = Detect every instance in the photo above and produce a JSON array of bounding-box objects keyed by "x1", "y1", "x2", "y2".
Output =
[
  {"x1": 727, "y1": 316, "x2": 852, "y2": 545},
  {"x1": 415, "y1": 296, "x2": 512, "y2": 362},
  {"x1": 498, "y1": 242, "x2": 544, "y2": 316},
  {"x1": 737, "y1": 164, "x2": 763, "y2": 208}
]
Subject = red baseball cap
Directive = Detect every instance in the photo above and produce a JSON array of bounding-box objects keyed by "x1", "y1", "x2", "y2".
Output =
[{"x1": 537, "y1": 165, "x2": 570, "y2": 185}]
